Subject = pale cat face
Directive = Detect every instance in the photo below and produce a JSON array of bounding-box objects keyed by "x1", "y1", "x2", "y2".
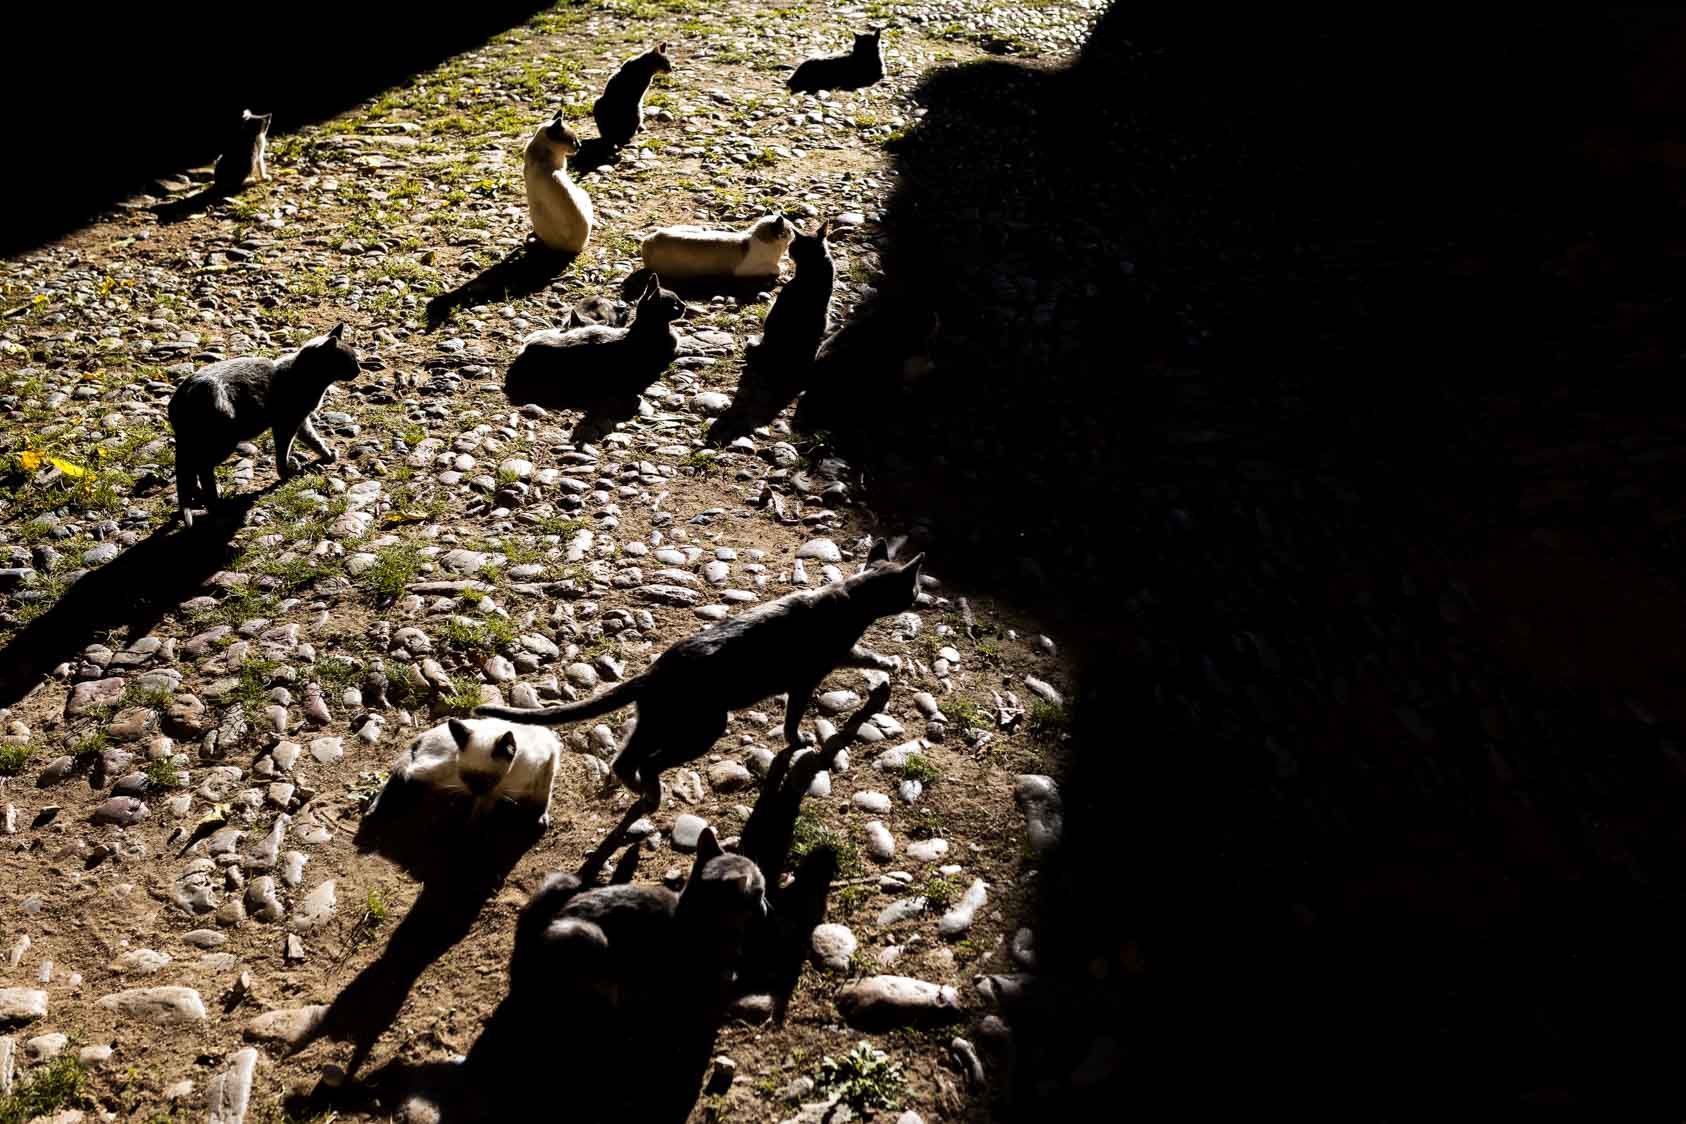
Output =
[
  {"x1": 540, "y1": 116, "x2": 581, "y2": 158},
  {"x1": 449, "y1": 717, "x2": 520, "y2": 798},
  {"x1": 750, "y1": 214, "x2": 794, "y2": 246}
]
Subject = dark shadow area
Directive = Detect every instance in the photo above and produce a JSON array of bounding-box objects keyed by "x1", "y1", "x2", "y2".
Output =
[
  {"x1": 0, "y1": 492, "x2": 260, "y2": 710},
  {"x1": 568, "y1": 137, "x2": 623, "y2": 176},
  {"x1": 425, "y1": 240, "x2": 574, "y2": 330},
  {"x1": 801, "y1": 6, "x2": 1686, "y2": 1117},
  {"x1": 151, "y1": 185, "x2": 237, "y2": 225},
  {"x1": 0, "y1": 1, "x2": 551, "y2": 256},
  {"x1": 619, "y1": 266, "x2": 777, "y2": 305}
]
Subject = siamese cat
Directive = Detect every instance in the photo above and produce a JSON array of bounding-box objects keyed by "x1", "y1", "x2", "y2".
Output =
[
  {"x1": 594, "y1": 42, "x2": 673, "y2": 147},
  {"x1": 168, "y1": 324, "x2": 359, "y2": 525},
  {"x1": 788, "y1": 30, "x2": 884, "y2": 93},
  {"x1": 369, "y1": 717, "x2": 564, "y2": 827},
  {"x1": 213, "y1": 109, "x2": 272, "y2": 192},
  {"x1": 640, "y1": 214, "x2": 793, "y2": 280},
  {"x1": 524, "y1": 114, "x2": 594, "y2": 253},
  {"x1": 477, "y1": 539, "x2": 921, "y2": 809}
]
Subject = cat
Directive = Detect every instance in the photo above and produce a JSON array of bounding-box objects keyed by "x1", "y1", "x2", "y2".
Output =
[
  {"x1": 167, "y1": 323, "x2": 359, "y2": 526},
  {"x1": 213, "y1": 109, "x2": 272, "y2": 193},
  {"x1": 788, "y1": 30, "x2": 884, "y2": 94},
  {"x1": 744, "y1": 220, "x2": 835, "y2": 389},
  {"x1": 566, "y1": 294, "x2": 629, "y2": 330},
  {"x1": 510, "y1": 827, "x2": 768, "y2": 1006},
  {"x1": 640, "y1": 214, "x2": 793, "y2": 281},
  {"x1": 594, "y1": 42, "x2": 673, "y2": 148},
  {"x1": 476, "y1": 538, "x2": 922, "y2": 810},
  {"x1": 524, "y1": 114, "x2": 594, "y2": 254},
  {"x1": 794, "y1": 301, "x2": 939, "y2": 434},
  {"x1": 369, "y1": 717, "x2": 564, "y2": 827},
  {"x1": 503, "y1": 273, "x2": 685, "y2": 421}
]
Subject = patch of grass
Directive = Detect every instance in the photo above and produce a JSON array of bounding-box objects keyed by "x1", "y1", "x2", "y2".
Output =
[
  {"x1": 0, "y1": 743, "x2": 33, "y2": 776},
  {"x1": 145, "y1": 758, "x2": 184, "y2": 789},
  {"x1": 73, "y1": 728, "x2": 109, "y2": 757},
  {"x1": 942, "y1": 694, "x2": 989, "y2": 732},
  {"x1": 0, "y1": 1055, "x2": 86, "y2": 1124},
  {"x1": 231, "y1": 657, "x2": 281, "y2": 711},
  {"x1": 365, "y1": 885, "x2": 389, "y2": 924},
  {"x1": 834, "y1": 883, "x2": 873, "y2": 916},
  {"x1": 438, "y1": 615, "x2": 514, "y2": 659},
  {"x1": 441, "y1": 678, "x2": 484, "y2": 717},
  {"x1": 359, "y1": 544, "x2": 424, "y2": 602},
  {"x1": 346, "y1": 771, "x2": 388, "y2": 813},
  {"x1": 1028, "y1": 699, "x2": 1070, "y2": 736},
  {"x1": 789, "y1": 811, "x2": 863, "y2": 878},
  {"x1": 815, "y1": 1041, "x2": 903, "y2": 1115},
  {"x1": 314, "y1": 656, "x2": 362, "y2": 691},
  {"x1": 901, "y1": 752, "x2": 940, "y2": 786},
  {"x1": 920, "y1": 874, "x2": 960, "y2": 910}
]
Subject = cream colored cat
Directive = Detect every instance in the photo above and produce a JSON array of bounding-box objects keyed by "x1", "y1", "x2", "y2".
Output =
[
  {"x1": 640, "y1": 214, "x2": 793, "y2": 280},
  {"x1": 524, "y1": 115, "x2": 594, "y2": 254},
  {"x1": 376, "y1": 717, "x2": 564, "y2": 827}
]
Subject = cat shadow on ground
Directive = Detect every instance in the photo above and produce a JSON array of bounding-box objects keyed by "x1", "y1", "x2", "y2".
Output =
[
  {"x1": 0, "y1": 490, "x2": 261, "y2": 711},
  {"x1": 284, "y1": 785, "x2": 545, "y2": 1078},
  {"x1": 151, "y1": 184, "x2": 236, "y2": 224},
  {"x1": 426, "y1": 239, "x2": 575, "y2": 329},
  {"x1": 568, "y1": 136, "x2": 621, "y2": 176},
  {"x1": 618, "y1": 266, "x2": 777, "y2": 306},
  {"x1": 702, "y1": 354, "x2": 802, "y2": 447}
]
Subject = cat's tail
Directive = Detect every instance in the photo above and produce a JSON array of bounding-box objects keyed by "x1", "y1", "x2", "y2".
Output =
[{"x1": 474, "y1": 674, "x2": 646, "y2": 725}]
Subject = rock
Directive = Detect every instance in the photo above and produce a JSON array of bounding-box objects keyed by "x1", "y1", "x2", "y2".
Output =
[
  {"x1": 244, "y1": 1005, "x2": 328, "y2": 1046},
  {"x1": 564, "y1": 662, "x2": 599, "y2": 689},
  {"x1": 65, "y1": 676, "x2": 125, "y2": 717},
  {"x1": 1011, "y1": 928, "x2": 1037, "y2": 971},
  {"x1": 92, "y1": 797, "x2": 147, "y2": 825},
  {"x1": 77, "y1": 1044, "x2": 113, "y2": 1068},
  {"x1": 911, "y1": 692, "x2": 942, "y2": 718},
  {"x1": 907, "y1": 838, "x2": 948, "y2": 863},
  {"x1": 836, "y1": 976, "x2": 961, "y2": 1030},
  {"x1": 817, "y1": 690, "x2": 860, "y2": 715},
  {"x1": 726, "y1": 993, "x2": 774, "y2": 1024},
  {"x1": 1023, "y1": 675, "x2": 1062, "y2": 705},
  {"x1": 864, "y1": 821, "x2": 896, "y2": 862},
  {"x1": 853, "y1": 791, "x2": 892, "y2": 814},
  {"x1": 292, "y1": 880, "x2": 337, "y2": 931},
  {"x1": 109, "y1": 948, "x2": 171, "y2": 975},
  {"x1": 308, "y1": 737, "x2": 344, "y2": 765},
  {"x1": 691, "y1": 391, "x2": 732, "y2": 415},
  {"x1": 484, "y1": 655, "x2": 516, "y2": 682},
  {"x1": 26, "y1": 1033, "x2": 67, "y2": 1061},
  {"x1": 938, "y1": 879, "x2": 989, "y2": 938},
  {"x1": 638, "y1": 584, "x2": 700, "y2": 607},
  {"x1": 207, "y1": 1047, "x2": 258, "y2": 1124},
  {"x1": 245, "y1": 876, "x2": 284, "y2": 923},
  {"x1": 795, "y1": 539, "x2": 842, "y2": 563},
  {"x1": 440, "y1": 549, "x2": 492, "y2": 575},
  {"x1": 707, "y1": 761, "x2": 755, "y2": 792},
  {"x1": 35, "y1": 755, "x2": 75, "y2": 786},
  {"x1": 184, "y1": 929, "x2": 227, "y2": 949},
  {"x1": 898, "y1": 778, "x2": 923, "y2": 804},
  {"x1": 0, "y1": 1034, "x2": 11, "y2": 1093},
  {"x1": 1014, "y1": 774, "x2": 1063, "y2": 855},
  {"x1": 877, "y1": 897, "x2": 927, "y2": 927},
  {"x1": 96, "y1": 986, "x2": 207, "y2": 1026},
  {"x1": 810, "y1": 923, "x2": 858, "y2": 971},
  {"x1": 0, "y1": 990, "x2": 44, "y2": 1030},
  {"x1": 671, "y1": 814, "x2": 708, "y2": 851}
]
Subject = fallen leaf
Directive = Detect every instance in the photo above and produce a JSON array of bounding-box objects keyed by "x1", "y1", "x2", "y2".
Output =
[
  {"x1": 18, "y1": 449, "x2": 42, "y2": 471},
  {"x1": 49, "y1": 456, "x2": 90, "y2": 478}
]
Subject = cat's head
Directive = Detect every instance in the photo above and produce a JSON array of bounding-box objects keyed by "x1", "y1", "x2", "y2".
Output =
[
  {"x1": 854, "y1": 29, "x2": 883, "y2": 55},
  {"x1": 789, "y1": 219, "x2": 834, "y2": 270},
  {"x1": 540, "y1": 114, "x2": 581, "y2": 157},
  {"x1": 681, "y1": 828, "x2": 770, "y2": 956},
  {"x1": 240, "y1": 109, "x2": 273, "y2": 137},
  {"x1": 298, "y1": 322, "x2": 360, "y2": 383},
  {"x1": 631, "y1": 273, "x2": 686, "y2": 328},
  {"x1": 855, "y1": 537, "x2": 925, "y2": 611},
  {"x1": 749, "y1": 213, "x2": 796, "y2": 251},
  {"x1": 645, "y1": 41, "x2": 674, "y2": 73},
  {"x1": 448, "y1": 718, "x2": 517, "y2": 798}
]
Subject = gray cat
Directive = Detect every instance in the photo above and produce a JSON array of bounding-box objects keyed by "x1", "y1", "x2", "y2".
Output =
[
  {"x1": 167, "y1": 324, "x2": 360, "y2": 525},
  {"x1": 213, "y1": 109, "x2": 272, "y2": 193},
  {"x1": 476, "y1": 538, "x2": 921, "y2": 809},
  {"x1": 594, "y1": 42, "x2": 673, "y2": 148}
]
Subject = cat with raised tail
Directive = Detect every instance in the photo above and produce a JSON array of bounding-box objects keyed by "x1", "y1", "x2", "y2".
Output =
[
  {"x1": 788, "y1": 30, "x2": 884, "y2": 93},
  {"x1": 213, "y1": 109, "x2": 272, "y2": 193},
  {"x1": 524, "y1": 114, "x2": 594, "y2": 254},
  {"x1": 640, "y1": 214, "x2": 793, "y2": 281},
  {"x1": 167, "y1": 324, "x2": 359, "y2": 525},
  {"x1": 594, "y1": 42, "x2": 673, "y2": 148},
  {"x1": 476, "y1": 538, "x2": 921, "y2": 811}
]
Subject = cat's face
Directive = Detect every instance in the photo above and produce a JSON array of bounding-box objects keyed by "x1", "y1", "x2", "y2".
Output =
[
  {"x1": 750, "y1": 214, "x2": 795, "y2": 247},
  {"x1": 300, "y1": 322, "x2": 360, "y2": 382},
  {"x1": 858, "y1": 538, "x2": 925, "y2": 610},
  {"x1": 541, "y1": 116, "x2": 581, "y2": 157},
  {"x1": 789, "y1": 220, "x2": 833, "y2": 268},
  {"x1": 449, "y1": 718, "x2": 518, "y2": 797},
  {"x1": 685, "y1": 828, "x2": 770, "y2": 947},
  {"x1": 854, "y1": 31, "x2": 882, "y2": 55},
  {"x1": 633, "y1": 274, "x2": 686, "y2": 326},
  {"x1": 648, "y1": 42, "x2": 673, "y2": 73}
]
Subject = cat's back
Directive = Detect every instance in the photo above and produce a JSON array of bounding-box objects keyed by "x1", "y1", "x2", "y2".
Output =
[
  {"x1": 561, "y1": 884, "x2": 679, "y2": 952},
  {"x1": 169, "y1": 357, "x2": 274, "y2": 419}
]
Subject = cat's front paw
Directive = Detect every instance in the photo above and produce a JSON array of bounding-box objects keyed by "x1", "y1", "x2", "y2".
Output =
[{"x1": 318, "y1": 449, "x2": 339, "y2": 466}]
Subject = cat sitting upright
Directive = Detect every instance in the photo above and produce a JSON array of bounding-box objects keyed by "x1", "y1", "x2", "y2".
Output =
[
  {"x1": 167, "y1": 324, "x2": 359, "y2": 525},
  {"x1": 788, "y1": 30, "x2": 884, "y2": 93},
  {"x1": 213, "y1": 109, "x2": 272, "y2": 193},
  {"x1": 524, "y1": 113, "x2": 594, "y2": 254},
  {"x1": 594, "y1": 42, "x2": 672, "y2": 148},
  {"x1": 476, "y1": 538, "x2": 921, "y2": 812},
  {"x1": 503, "y1": 273, "x2": 685, "y2": 430},
  {"x1": 640, "y1": 214, "x2": 793, "y2": 281},
  {"x1": 744, "y1": 220, "x2": 835, "y2": 388}
]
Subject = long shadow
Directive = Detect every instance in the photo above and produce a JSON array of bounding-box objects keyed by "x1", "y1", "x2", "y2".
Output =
[
  {"x1": 804, "y1": 7, "x2": 1686, "y2": 1118},
  {"x1": 619, "y1": 267, "x2": 776, "y2": 306},
  {"x1": 151, "y1": 184, "x2": 237, "y2": 225},
  {"x1": 0, "y1": 0, "x2": 552, "y2": 256},
  {"x1": 425, "y1": 240, "x2": 574, "y2": 330},
  {"x1": 568, "y1": 137, "x2": 622, "y2": 176},
  {"x1": 0, "y1": 493, "x2": 259, "y2": 710}
]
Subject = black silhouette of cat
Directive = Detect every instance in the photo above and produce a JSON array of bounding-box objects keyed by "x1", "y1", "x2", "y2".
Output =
[
  {"x1": 788, "y1": 30, "x2": 884, "y2": 93},
  {"x1": 594, "y1": 42, "x2": 672, "y2": 148}
]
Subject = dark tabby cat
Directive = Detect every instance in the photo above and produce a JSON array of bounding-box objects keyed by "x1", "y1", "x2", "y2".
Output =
[
  {"x1": 213, "y1": 109, "x2": 272, "y2": 193},
  {"x1": 594, "y1": 42, "x2": 673, "y2": 148},
  {"x1": 168, "y1": 324, "x2": 359, "y2": 525},
  {"x1": 502, "y1": 273, "x2": 685, "y2": 419},
  {"x1": 477, "y1": 538, "x2": 921, "y2": 809},
  {"x1": 788, "y1": 30, "x2": 884, "y2": 93}
]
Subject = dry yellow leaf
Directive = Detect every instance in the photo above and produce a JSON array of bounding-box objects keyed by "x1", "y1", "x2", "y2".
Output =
[
  {"x1": 49, "y1": 456, "x2": 89, "y2": 478},
  {"x1": 18, "y1": 449, "x2": 42, "y2": 471}
]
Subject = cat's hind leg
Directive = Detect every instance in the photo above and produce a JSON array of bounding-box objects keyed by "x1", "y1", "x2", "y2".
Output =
[
  {"x1": 175, "y1": 458, "x2": 198, "y2": 525},
  {"x1": 273, "y1": 422, "x2": 299, "y2": 480}
]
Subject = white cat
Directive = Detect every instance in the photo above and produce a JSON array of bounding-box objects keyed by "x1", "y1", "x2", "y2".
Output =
[
  {"x1": 524, "y1": 115, "x2": 594, "y2": 254},
  {"x1": 377, "y1": 717, "x2": 563, "y2": 827},
  {"x1": 639, "y1": 214, "x2": 793, "y2": 280}
]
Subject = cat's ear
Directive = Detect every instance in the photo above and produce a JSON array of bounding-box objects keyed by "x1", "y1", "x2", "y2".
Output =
[
  {"x1": 816, "y1": 219, "x2": 834, "y2": 241},
  {"x1": 327, "y1": 322, "x2": 346, "y2": 342},
  {"x1": 493, "y1": 730, "x2": 518, "y2": 761},
  {"x1": 901, "y1": 552, "x2": 926, "y2": 589},
  {"x1": 447, "y1": 718, "x2": 474, "y2": 750},
  {"x1": 642, "y1": 273, "x2": 662, "y2": 300},
  {"x1": 657, "y1": 41, "x2": 668, "y2": 53},
  {"x1": 867, "y1": 538, "x2": 891, "y2": 565}
]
